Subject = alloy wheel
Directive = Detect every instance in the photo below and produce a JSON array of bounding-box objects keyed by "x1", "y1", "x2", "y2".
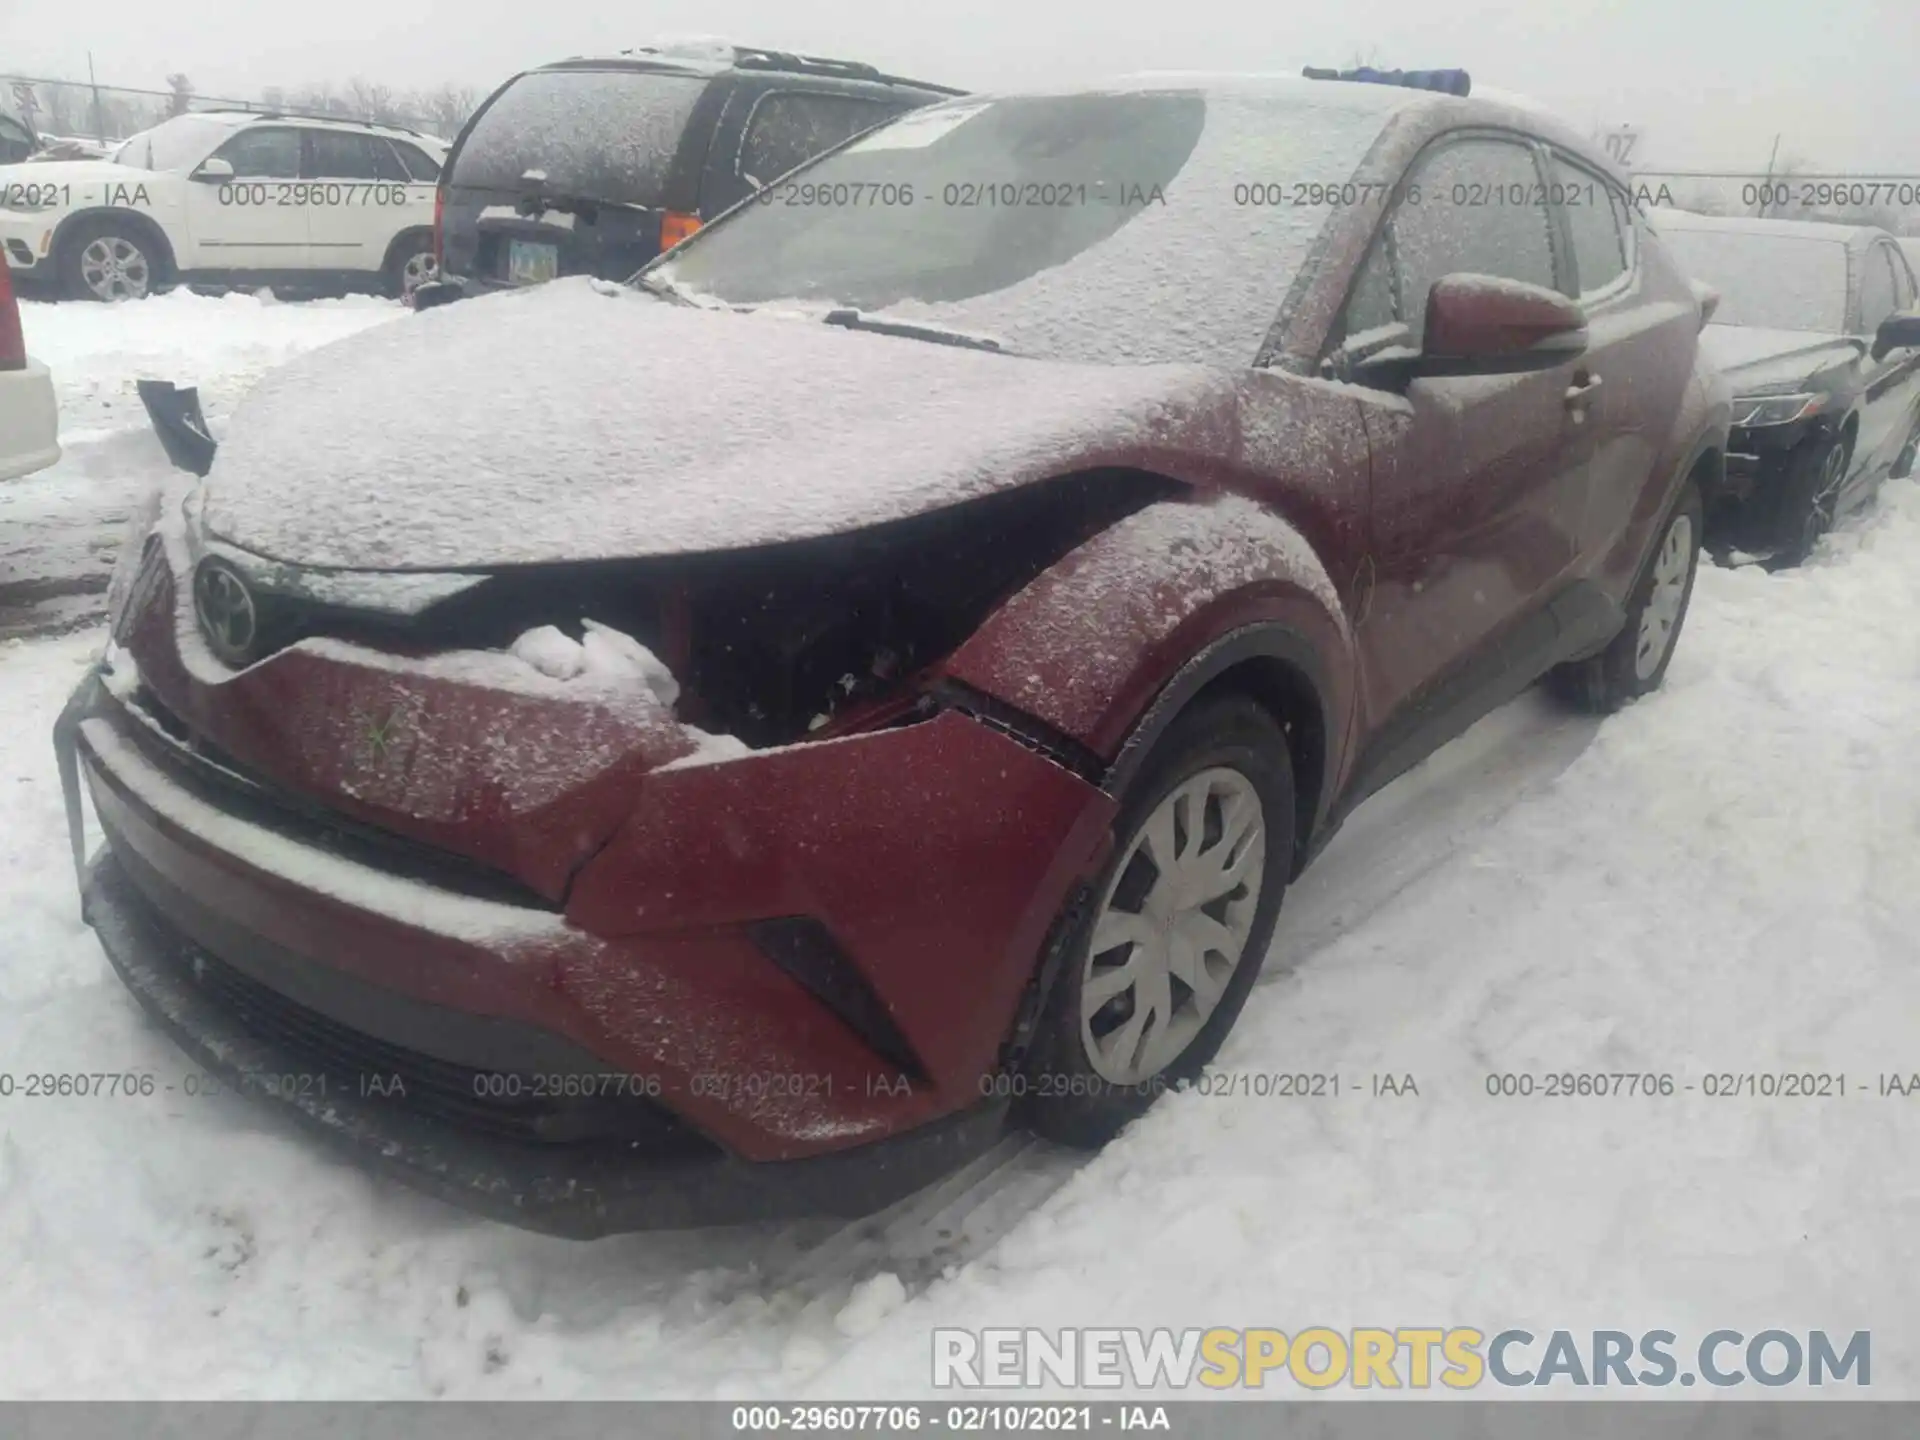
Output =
[
  {"x1": 400, "y1": 250, "x2": 437, "y2": 298},
  {"x1": 1080, "y1": 767, "x2": 1266, "y2": 1085},
  {"x1": 79, "y1": 235, "x2": 151, "y2": 300},
  {"x1": 1799, "y1": 444, "x2": 1847, "y2": 551},
  {"x1": 1634, "y1": 510, "x2": 1695, "y2": 680}
]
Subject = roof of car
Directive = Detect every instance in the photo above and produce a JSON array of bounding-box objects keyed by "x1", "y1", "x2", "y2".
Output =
[
  {"x1": 540, "y1": 43, "x2": 965, "y2": 96},
  {"x1": 961, "y1": 71, "x2": 1611, "y2": 172},
  {"x1": 1647, "y1": 209, "x2": 1887, "y2": 248},
  {"x1": 186, "y1": 108, "x2": 448, "y2": 148}
]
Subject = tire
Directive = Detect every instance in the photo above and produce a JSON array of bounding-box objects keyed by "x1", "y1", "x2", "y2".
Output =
[
  {"x1": 59, "y1": 216, "x2": 162, "y2": 301},
  {"x1": 385, "y1": 233, "x2": 437, "y2": 301},
  {"x1": 1019, "y1": 694, "x2": 1294, "y2": 1147},
  {"x1": 1550, "y1": 479, "x2": 1703, "y2": 714},
  {"x1": 1892, "y1": 416, "x2": 1920, "y2": 481},
  {"x1": 1767, "y1": 432, "x2": 1849, "y2": 569}
]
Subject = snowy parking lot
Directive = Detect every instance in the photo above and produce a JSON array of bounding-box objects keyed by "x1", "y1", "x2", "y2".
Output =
[{"x1": 1, "y1": 295, "x2": 1918, "y2": 1398}]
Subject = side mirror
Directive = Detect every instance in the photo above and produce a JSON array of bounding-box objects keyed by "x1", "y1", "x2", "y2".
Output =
[
  {"x1": 1871, "y1": 310, "x2": 1920, "y2": 362},
  {"x1": 1419, "y1": 273, "x2": 1588, "y2": 373},
  {"x1": 191, "y1": 157, "x2": 234, "y2": 182}
]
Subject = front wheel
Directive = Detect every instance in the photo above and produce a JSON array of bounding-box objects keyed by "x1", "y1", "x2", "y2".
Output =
[
  {"x1": 61, "y1": 218, "x2": 160, "y2": 301},
  {"x1": 1551, "y1": 480, "x2": 1703, "y2": 713},
  {"x1": 1767, "y1": 433, "x2": 1848, "y2": 569},
  {"x1": 1019, "y1": 695, "x2": 1294, "y2": 1147}
]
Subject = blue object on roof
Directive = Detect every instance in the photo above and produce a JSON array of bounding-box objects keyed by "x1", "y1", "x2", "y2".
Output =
[{"x1": 1301, "y1": 66, "x2": 1471, "y2": 97}]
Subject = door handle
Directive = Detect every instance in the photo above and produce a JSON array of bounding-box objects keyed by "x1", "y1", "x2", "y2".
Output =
[
  {"x1": 1565, "y1": 373, "x2": 1604, "y2": 404},
  {"x1": 1565, "y1": 372, "x2": 1602, "y2": 424}
]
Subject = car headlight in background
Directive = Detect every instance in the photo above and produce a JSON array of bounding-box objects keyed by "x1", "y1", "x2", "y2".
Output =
[{"x1": 1731, "y1": 392, "x2": 1827, "y2": 427}]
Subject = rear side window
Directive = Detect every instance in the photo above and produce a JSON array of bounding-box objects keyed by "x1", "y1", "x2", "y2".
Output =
[
  {"x1": 454, "y1": 68, "x2": 709, "y2": 205},
  {"x1": 212, "y1": 127, "x2": 301, "y2": 179},
  {"x1": 1553, "y1": 153, "x2": 1629, "y2": 296},
  {"x1": 389, "y1": 140, "x2": 442, "y2": 181},
  {"x1": 738, "y1": 92, "x2": 908, "y2": 185},
  {"x1": 1858, "y1": 245, "x2": 1898, "y2": 332},
  {"x1": 306, "y1": 131, "x2": 389, "y2": 180}
]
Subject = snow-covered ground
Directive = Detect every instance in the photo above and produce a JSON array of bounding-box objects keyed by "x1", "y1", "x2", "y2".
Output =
[
  {"x1": 0, "y1": 291, "x2": 401, "y2": 638},
  {"x1": 1, "y1": 298, "x2": 1917, "y2": 1398}
]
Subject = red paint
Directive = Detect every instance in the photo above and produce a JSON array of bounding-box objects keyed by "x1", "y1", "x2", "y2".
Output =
[{"x1": 91, "y1": 94, "x2": 1730, "y2": 1175}]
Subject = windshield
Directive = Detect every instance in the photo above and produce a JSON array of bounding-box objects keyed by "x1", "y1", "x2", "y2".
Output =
[
  {"x1": 452, "y1": 68, "x2": 708, "y2": 206},
  {"x1": 649, "y1": 88, "x2": 1397, "y2": 366},
  {"x1": 113, "y1": 115, "x2": 234, "y2": 172},
  {"x1": 1656, "y1": 226, "x2": 1850, "y2": 333}
]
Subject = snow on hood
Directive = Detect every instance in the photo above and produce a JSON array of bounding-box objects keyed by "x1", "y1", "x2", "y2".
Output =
[
  {"x1": 201, "y1": 278, "x2": 1228, "y2": 571},
  {"x1": 0, "y1": 157, "x2": 132, "y2": 187},
  {"x1": 1699, "y1": 324, "x2": 1859, "y2": 381}
]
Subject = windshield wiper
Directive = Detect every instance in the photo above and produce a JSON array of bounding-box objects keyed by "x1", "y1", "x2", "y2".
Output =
[
  {"x1": 513, "y1": 171, "x2": 650, "y2": 225},
  {"x1": 822, "y1": 308, "x2": 1005, "y2": 353},
  {"x1": 631, "y1": 269, "x2": 696, "y2": 306}
]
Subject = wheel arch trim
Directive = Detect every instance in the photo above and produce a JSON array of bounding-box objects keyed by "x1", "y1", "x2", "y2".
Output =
[{"x1": 1101, "y1": 621, "x2": 1338, "y2": 871}]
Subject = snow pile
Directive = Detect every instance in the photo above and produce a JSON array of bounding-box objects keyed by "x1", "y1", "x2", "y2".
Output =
[
  {"x1": 19, "y1": 288, "x2": 401, "y2": 443},
  {"x1": 0, "y1": 293, "x2": 404, "y2": 640},
  {"x1": 509, "y1": 621, "x2": 680, "y2": 707}
]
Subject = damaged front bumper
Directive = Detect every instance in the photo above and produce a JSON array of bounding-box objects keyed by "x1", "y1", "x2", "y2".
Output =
[
  {"x1": 52, "y1": 641, "x2": 1112, "y2": 1235},
  {"x1": 76, "y1": 847, "x2": 1010, "y2": 1238}
]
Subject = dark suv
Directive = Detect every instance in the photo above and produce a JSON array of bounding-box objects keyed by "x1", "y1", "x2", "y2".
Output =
[{"x1": 419, "y1": 44, "x2": 961, "y2": 304}]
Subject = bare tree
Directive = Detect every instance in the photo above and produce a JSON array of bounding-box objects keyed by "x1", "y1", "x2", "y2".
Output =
[
  {"x1": 40, "y1": 84, "x2": 72, "y2": 134},
  {"x1": 165, "y1": 73, "x2": 194, "y2": 117},
  {"x1": 285, "y1": 83, "x2": 350, "y2": 118},
  {"x1": 412, "y1": 82, "x2": 478, "y2": 139},
  {"x1": 345, "y1": 76, "x2": 404, "y2": 124}
]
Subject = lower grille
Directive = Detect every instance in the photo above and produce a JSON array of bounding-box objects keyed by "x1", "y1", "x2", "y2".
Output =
[
  {"x1": 187, "y1": 949, "x2": 708, "y2": 1150},
  {"x1": 114, "y1": 851, "x2": 713, "y2": 1155}
]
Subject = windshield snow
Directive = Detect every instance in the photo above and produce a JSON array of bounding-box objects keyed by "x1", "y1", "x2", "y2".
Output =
[
  {"x1": 113, "y1": 115, "x2": 234, "y2": 173},
  {"x1": 1655, "y1": 226, "x2": 1851, "y2": 333},
  {"x1": 650, "y1": 88, "x2": 1396, "y2": 367}
]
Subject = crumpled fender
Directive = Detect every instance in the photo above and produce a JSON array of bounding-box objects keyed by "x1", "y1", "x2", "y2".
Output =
[{"x1": 942, "y1": 491, "x2": 1357, "y2": 792}]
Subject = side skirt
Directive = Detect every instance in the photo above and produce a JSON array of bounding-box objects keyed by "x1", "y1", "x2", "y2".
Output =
[{"x1": 1322, "y1": 579, "x2": 1622, "y2": 841}]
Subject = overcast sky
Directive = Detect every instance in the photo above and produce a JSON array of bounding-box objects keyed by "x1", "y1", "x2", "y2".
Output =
[{"x1": 3, "y1": 0, "x2": 1917, "y2": 172}]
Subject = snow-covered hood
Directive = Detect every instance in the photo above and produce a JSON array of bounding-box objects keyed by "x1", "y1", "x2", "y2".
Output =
[
  {"x1": 203, "y1": 278, "x2": 1232, "y2": 571},
  {"x1": 1699, "y1": 324, "x2": 1862, "y2": 392},
  {"x1": 0, "y1": 157, "x2": 153, "y2": 197}
]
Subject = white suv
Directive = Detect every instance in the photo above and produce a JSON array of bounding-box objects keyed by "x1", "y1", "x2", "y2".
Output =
[{"x1": 0, "y1": 111, "x2": 446, "y2": 301}]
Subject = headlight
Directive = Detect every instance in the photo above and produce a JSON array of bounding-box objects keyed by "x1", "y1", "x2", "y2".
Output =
[{"x1": 1731, "y1": 391, "x2": 1826, "y2": 427}]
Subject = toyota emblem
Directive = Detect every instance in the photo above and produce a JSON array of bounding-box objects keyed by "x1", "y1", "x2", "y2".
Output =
[{"x1": 193, "y1": 558, "x2": 260, "y2": 666}]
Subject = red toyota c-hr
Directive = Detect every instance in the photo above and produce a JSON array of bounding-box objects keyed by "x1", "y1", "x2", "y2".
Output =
[{"x1": 57, "y1": 72, "x2": 1729, "y2": 1237}]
